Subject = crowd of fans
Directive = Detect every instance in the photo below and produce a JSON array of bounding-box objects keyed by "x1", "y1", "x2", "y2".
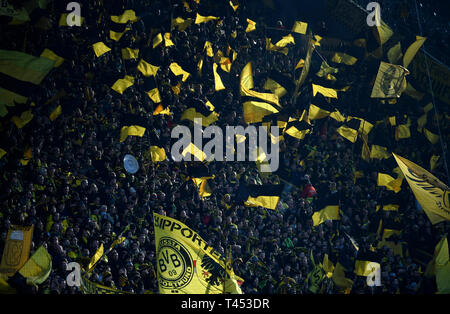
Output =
[{"x1": 0, "y1": 0, "x2": 448, "y2": 294}]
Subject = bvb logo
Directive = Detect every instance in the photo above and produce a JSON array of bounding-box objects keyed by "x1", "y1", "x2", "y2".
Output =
[{"x1": 157, "y1": 237, "x2": 194, "y2": 290}]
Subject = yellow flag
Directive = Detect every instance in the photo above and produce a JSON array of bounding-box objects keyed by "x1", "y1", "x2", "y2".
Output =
[
  {"x1": 308, "y1": 104, "x2": 330, "y2": 120},
  {"x1": 376, "y1": 20, "x2": 393, "y2": 46},
  {"x1": 433, "y1": 236, "x2": 450, "y2": 293},
  {"x1": 121, "y1": 48, "x2": 139, "y2": 60},
  {"x1": 295, "y1": 58, "x2": 305, "y2": 70},
  {"x1": 376, "y1": 204, "x2": 399, "y2": 212},
  {"x1": 382, "y1": 229, "x2": 401, "y2": 240},
  {"x1": 377, "y1": 173, "x2": 402, "y2": 193},
  {"x1": 316, "y1": 61, "x2": 338, "y2": 81},
  {"x1": 241, "y1": 86, "x2": 280, "y2": 107},
  {"x1": 195, "y1": 13, "x2": 219, "y2": 24},
  {"x1": 246, "y1": 18, "x2": 256, "y2": 33},
  {"x1": 213, "y1": 63, "x2": 226, "y2": 91},
  {"x1": 285, "y1": 124, "x2": 311, "y2": 140},
  {"x1": 203, "y1": 41, "x2": 214, "y2": 57},
  {"x1": 92, "y1": 42, "x2": 111, "y2": 57},
  {"x1": 197, "y1": 57, "x2": 203, "y2": 74},
  {"x1": 0, "y1": 148, "x2": 6, "y2": 160},
  {"x1": 337, "y1": 126, "x2": 358, "y2": 143},
  {"x1": 264, "y1": 78, "x2": 287, "y2": 97},
  {"x1": 111, "y1": 10, "x2": 138, "y2": 24},
  {"x1": 182, "y1": 143, "x2": 207, "y2": 161},
  {"x1": 423, "y1": 128, "x2": 439, "y2": 144},
  {"x1": 182, "y1": 108, "x2": 219, "y2": 127},
  {"x1": 137, "y1": 59, "x2": 159, "y2": 77},
  {"x1": 312, "y1": 206, "x2": 340, "y2": 227},
  {"x1": 150, "y1": 146, "x2": 166, "y2": 162},
  {"x1": 172, "y1": 17, "x2": 192, "y2": 31},
  {"x1": 111, "y1": 237, "x2": 126, "y2": 250},
  {"x1": 275, "y1": 34, "x2": 295, "y2": 48},
  {"x1": 164, "y1": 33, "x2": 175, "y2": 47},
  {"x1": 322, "y1": 254, "x2": 335, "y2": 278},
  {"x1": 229, "y1": 1, "x2": 239, "y2": 11},
  {"x1": 243, "y1": 101, "x2": 279, "y2": 124},
  {"x1": 11, "y1": 110, "x2": 34, "y2": 128},
  {"x1": 18, "y1": 246, "x2": 52, "y2": 285},
  {"x1": 153, "y1": 33, "x2": 163, "y2": 48},
  {"x1": 59, "y1": 13, "x2": 84, "y2": 26},
  {"x1": 292, "y1": 21, "x2": 307, "y2": 34},
  {"x1": 312, "y1": 84, "x2": 338, "y2": 98},
  {"x1": 393, "y1": 153, "x2": 450, "y2": 224},
  {"x1": 88, "y1": 244, "x2": 104, "y2": 271},
  {"x1": 330, "y1": 110, "x2": 346, "y2": 123},
  {"x1": 370, "y1": 145, "x2": 391, "y2": 159},
  {"x1": 331, "y1": 52, "x2": 357, "y2": 66},
  {"x1": 49, "y1": 105, "x2": 62, "y2": 121},
  {"x1": 20, "y1": 147, "x2": 32, "y2": 166},
  {"x1": 120, "y1": 125, "x2": 146, "y2": 142},
  {"x1": 395, "y1": 124, "x2": 411, "y2": 140},
  {"x1": 40, "y1": 48, "x2": 64, "y2": 67},
  {"x1": 266, "y1": 38, "x2": 289, "y2": 55},
  {"x1": 332, "y1": 263, "x2": 353, "y2": 291},
  {"x1": 240, "y1": 62, "x2": 254, "y2": 92},
  {"x1": 111, "y1": 75, "x2": 134, "y2": 94},
  {"x1": 192, "y1": 177, "x2": 213, "y2": 198},
  {"x1": 387, "y1": 42, "x2": 403, "y2": 64},
  {"x1": 147, "y1": 88, "x2": 161, "y2": 104},
  {"x1": 153, "y1": 104, "x2": 172, "y2": 116},
  {"x1": 169, "y1": 62, "x2": 190, "y2": 82},
  {"x1": 403, "y1": 36, "x2": 427, "y2": 68},
  {"x1": 430, "y1": 155, "x2": 440, "y2": 171},
  {"x1": 219, "y1": 57, "x2": 232, "y2": 73},
  {"x1": 371, "y1": 62, "x2": 408, "y2": 98},
  {"x1": 404, "y1": 82, "x2": 424, "y2": 101},
  {"x1": 109, "y1": 28, "x2": 130, "y2": 41},
  {"x1": 354, "y1": 261, "x2": 380, "y2": 277}
]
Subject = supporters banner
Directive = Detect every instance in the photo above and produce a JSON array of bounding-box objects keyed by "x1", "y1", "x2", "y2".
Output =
[
  {"x1": 0, "y1": 225, "x2": 34, "y2": 276},
  {"x1": 393, "y1": 153, "x2": 450, "y2": 224},
  {"x1": 153, "y1": 213, "x2": 242, "y2": 294}
]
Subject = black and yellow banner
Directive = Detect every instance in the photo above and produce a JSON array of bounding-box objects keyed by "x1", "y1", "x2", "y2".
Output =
[
  {"x1": 0, "y1": 50, "x2": 54, "y2": 108},
  {"x1": 393, "y1": 153, "x2": 450, "y2": 224},
  {"x1": 0, "y1": 225, "x2": 34, "y2": 276},
  {"x1": 153, "y1": 213, "x2": 243, "y2": 294}
]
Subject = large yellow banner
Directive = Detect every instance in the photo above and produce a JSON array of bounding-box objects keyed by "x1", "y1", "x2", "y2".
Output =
[
  {"x1": 0, "y1": 225, "x2": 34, "y2": 276},
  {"x1": 153, "y1": 213, "x2": 242, "y2": 294},
  {"x1": 393, "y1": 153, "x2": 450, "y2": 224}
]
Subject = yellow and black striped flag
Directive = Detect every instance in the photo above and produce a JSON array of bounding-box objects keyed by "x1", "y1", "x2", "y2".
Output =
[{"x1": 0, "y1": 50, "x2": 54, "y2": 108}]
